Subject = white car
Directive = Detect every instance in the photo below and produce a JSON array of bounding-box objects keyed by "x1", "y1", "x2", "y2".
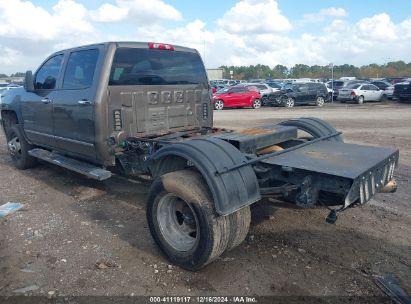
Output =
[
  {"x1": 337, "y1": 83, "x2": 387, "y2": 104},
  {"x1": 0, "y1": 84, "x2": 22, "y2": 111},
  {"x1": 384, "y1": 85, "x2": 394, "y2": 98}
]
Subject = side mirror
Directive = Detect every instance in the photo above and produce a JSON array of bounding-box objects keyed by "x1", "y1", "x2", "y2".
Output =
[{"x1": 24, "y1": 70, "x2": 35, "y2": 92}]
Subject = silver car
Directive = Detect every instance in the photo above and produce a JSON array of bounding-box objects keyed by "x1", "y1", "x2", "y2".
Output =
[
  {"x1": 245, "y1": 83, "x2": 272, "y2": 102},
  {"x1": 337, "y1": 83, "x2": 387, "y2": 104}
]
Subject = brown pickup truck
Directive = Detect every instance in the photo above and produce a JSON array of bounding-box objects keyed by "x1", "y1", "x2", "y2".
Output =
[{"x1": 0, "y1": 41, "x2": 399, "y2": 270}]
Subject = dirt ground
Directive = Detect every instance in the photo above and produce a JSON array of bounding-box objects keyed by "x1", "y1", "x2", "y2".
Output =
[{"x1": 0, "y1": 102, "x2": 410, "y2": 298}]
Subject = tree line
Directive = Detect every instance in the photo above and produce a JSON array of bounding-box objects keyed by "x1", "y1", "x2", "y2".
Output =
[
  {"x1": 0, "y1": 72, "x2": 25, "y2": 78},
  {"x1": 220, "y1": 61, "x2": 411, "y2": 80}
]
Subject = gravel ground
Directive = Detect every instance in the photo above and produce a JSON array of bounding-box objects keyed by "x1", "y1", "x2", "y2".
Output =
[{"x1": 0, "y1": 102, "x2": 410, "y2": 298}]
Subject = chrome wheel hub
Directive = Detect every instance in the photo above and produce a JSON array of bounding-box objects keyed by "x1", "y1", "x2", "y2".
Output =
[{"x1": 8, "y1": 137, "x2": 21, "y2": 156}]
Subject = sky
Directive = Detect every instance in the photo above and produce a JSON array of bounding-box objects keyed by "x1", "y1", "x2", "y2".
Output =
[{"x1": 1, "y1": 0, "x2": 411, "y2": 74}]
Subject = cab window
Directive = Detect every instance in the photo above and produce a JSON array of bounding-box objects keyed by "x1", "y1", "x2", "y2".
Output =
[
  {"x1": 62, "y1": 49, "x2": 99, "y2": 89},
  {"x1": 35, "y1": 54, "x2": 64, "y2": 90}
]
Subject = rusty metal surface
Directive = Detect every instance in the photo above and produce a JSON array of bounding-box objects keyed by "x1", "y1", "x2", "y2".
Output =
[
  {"x1": 257, "y1": 145, "x2": 283, "y2": 155},
  {"x1": 382, "y1": 180, "x2": 398, "y2": 193},
  {"x1": 261, "y1": 141, "x2": 399, "y2": 179},
  {"x1": 214, "y1": 124, "x2": 297, "y2": 153}
]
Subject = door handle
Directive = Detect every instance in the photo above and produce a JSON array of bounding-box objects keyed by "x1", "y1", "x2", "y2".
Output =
[
  {"x1": 78, "y1": 99, "x2": 92, "y2": 105},
  {"x1": 41, "y1": 98, "x2": 51, "y2": 104}
]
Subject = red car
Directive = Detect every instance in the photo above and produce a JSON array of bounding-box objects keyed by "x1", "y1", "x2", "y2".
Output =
[{"x1": 212, "y1": 86, "x2": 261, "y2": 110}]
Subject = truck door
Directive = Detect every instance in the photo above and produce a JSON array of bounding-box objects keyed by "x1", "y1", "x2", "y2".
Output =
[
  {"x1": 21, "y1": 54, "x2": 64, "y2": 147},
  {"x1": 52, "y1": 48, "x2": 100, "y2": 159}
]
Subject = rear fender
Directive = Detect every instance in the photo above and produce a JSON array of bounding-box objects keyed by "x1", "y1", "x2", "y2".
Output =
[{"x1": 151, "y1": 137, "x2": 261, "y2": 215}]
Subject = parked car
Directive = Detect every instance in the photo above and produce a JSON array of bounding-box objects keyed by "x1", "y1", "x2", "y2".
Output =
[
  {"x1": 371, "y1": 80, "x2": 390, "y2": 90},
  {"x1": 393, "y1": 81, "x2": 411, "y2": 103},
  {"x1": 268, "y1": 82, "x2": 328, "y2": 108},
  {"x1": 326, "y1": 80, "x2": 347, "y2": 100},
  {"x1": 245, "y1": 83, "x2": 272, "y2": 104},
  {"x1": 337, "y1": 83, "x2": 387, "y2": 104},
  {"x1": 387, "y1": 77, "x2": 407, "y2": 85},
  {"x1": 0, "y1": 84, "x2": 23, "y2": 110},
  {"x1": 212, "y1": 85, "x2": 261, "y2": 110},
  {"x1": 266, "y1": 81, "x2": 282, "y2": 91},
  {"x1": 371, "y1": 81, "x2": 394, "y2": 99}
]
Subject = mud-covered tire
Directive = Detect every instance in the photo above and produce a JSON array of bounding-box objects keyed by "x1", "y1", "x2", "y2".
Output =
[
  {"x1": 226, "y1": 206, "x2": 251, "y2": 251},
  {"x1": 7, "y1": 125, "x2": 37, "y2": 170},
  {"x1": 147, "y1": 170, "x2": 230, "y2": 271},
  {"x1": 279, "y1": 117, "x2": 343, "y2": 142}
]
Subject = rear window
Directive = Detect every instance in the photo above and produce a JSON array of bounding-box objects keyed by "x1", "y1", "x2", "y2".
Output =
[
  {"x1": 109, "y1": 48, "x2": 207, "y2": 86},
  {"x1": 346, "y1": 84, "x2": 361, "y2": 89},
  {"x1": 267, "y1": 82, "x2": 281, "y2": 89}
]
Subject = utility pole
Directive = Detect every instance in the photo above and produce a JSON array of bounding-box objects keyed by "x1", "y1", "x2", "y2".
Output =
[{"x1": 329, "y1": 62, "x2": 334, "y2": 103}]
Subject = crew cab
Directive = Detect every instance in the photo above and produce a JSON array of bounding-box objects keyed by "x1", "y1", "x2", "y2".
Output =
[{"x1": 0, "y1": 42, "x2": 399, "y2": 270}]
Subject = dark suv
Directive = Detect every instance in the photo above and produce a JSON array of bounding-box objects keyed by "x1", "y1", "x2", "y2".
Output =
[
  {"x1": 267, "y1": 82, "x2": 328, "y2": 108},
  {"x1": 393, "y1": 81, "x2": 411, "y2": 102}
]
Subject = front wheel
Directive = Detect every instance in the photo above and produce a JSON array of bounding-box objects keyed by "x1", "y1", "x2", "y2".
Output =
[
  {"x1": 252, "y1": 99, "x2": 261, "y2": 109},
  {"x1": 214, "y1": 99, "x2": 224, "y2": 110},
  {"x1": 380, "y1": 94, "x2": 388, "y2": 102},
  {"x1": 284, "y1": 97, "x2": 295, "y2": 108},
  {"x1": 147, "y1": 170, "x2": 231, "y2": 270},
  {"x1": 7, "y1": 125, "x2": 37, "y2": 170}
]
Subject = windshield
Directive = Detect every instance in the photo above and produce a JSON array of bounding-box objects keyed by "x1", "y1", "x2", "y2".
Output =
[{"x1": 109, "y1": 48, "x2": 208, "y2": 86}]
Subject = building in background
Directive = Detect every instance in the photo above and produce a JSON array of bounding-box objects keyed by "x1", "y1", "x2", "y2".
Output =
[{"x1": 206, "y1": 68, "x2": 223, "y2": 81}]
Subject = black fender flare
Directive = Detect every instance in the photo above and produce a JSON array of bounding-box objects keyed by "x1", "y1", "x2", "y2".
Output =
[{"x1": 150, "y1": 137, "x2": 261, "y2": 215}]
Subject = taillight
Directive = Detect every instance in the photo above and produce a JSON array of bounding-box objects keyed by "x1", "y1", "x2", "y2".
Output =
[
  {"x1": 148, "y1": 42, "x2": 174, "y2": 50},
  {"x1": 350, "y1": 91, "x2": 356, "y2": 96}
]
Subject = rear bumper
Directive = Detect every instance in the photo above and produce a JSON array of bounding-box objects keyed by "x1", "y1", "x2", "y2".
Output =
[
  {"x1": 344, "y1": 151, "x2": 398, "y2": 207},
  {"x1": 337, "y1": 96, "x2": 356, "y2": 101},
  {"x1": 259, "y1": 140, "x2": 399, "y2": 209}
]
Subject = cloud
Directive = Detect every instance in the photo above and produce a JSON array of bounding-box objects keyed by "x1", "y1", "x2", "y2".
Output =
[
  {"x1": 89, "y1": 3, "x2": 128, "y2": 22},
  {"x1": 216, "y1": 0, "x2": 292, "y2": 35},
  {"x1": 303, "y1": 7, "x2": 347, "y2": 23},
  {"x1": 0, "y1": 0, "x2": 94, "y2": 40},
  {"x1": 355, "y1": 13, "x2": 397, "y2": 41},
  {"x1": 0, "y1": 45, "x2": 22, "y2": 66},
  {"x1": 90, "y1": 0, "x2": 182, "y2": 24},
  {"x1": 1, "y1": 0, "x2": 411, "y2": 75}
]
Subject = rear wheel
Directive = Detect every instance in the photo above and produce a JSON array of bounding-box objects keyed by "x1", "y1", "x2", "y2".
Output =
[
  {"x1": 147, "y1": 170, "x2": 230, "y2": 270},
  {"x1": 357, "y1": 96, "x2": 364, "y2": 104},
  {"x1": 226, "y1": 206, "x2": 251, "y2": 251},
  {"x1": 252, "y1": 99, "x2": 261, "y2": 109},
  {"x1": 214, "y1": 99, "x2": 224, "y2": 110},
  {"x1": 315, "y1": 96, "x2": 325, "y2": 106},
  {"x1": 7, "y1": 125, "x2": 37, "y2": 170}
]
